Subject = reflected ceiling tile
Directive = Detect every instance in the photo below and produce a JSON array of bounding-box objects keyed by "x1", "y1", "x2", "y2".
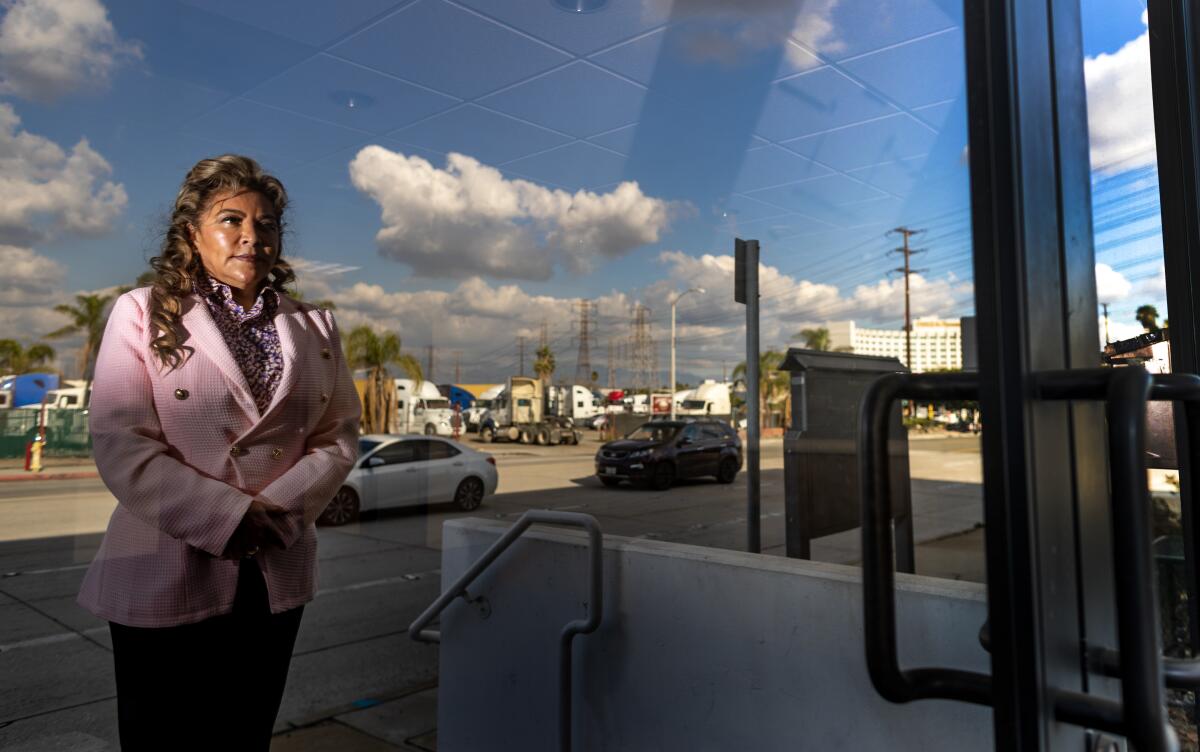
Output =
[
  {"x1": 455, "y1": 0, "x2": 671, "y2": 55},
  {"x1": 745, "y1": 173, "x2": 887, "y2": 213},
  {"x1": 244, "y1": 54, "x2": 458, "y2": 134},
  {"x1": 588, "y1": 124, "x2": 639, "y2": 155},
  {"x1": 179, "y1": 99, "x2": 367, "y2": 163},
  {"x1": 841, "y1": 30, "x2": 965, "y2": 110},
  {"x1": 390, "y1": 105, "x2": 572, "y2": 165},
  {"x1": 848, "y1": 155, "x2": 967, "y2": 196},
  {"x1": 177, "y1": 0, "x2": 410, "y2": 47},
  {"x1": 781, "y1": 114, "x2": 936, "y2": 171},
  {"x1": 502, "y1": 141, "x2": 626, "y2": 190},
  {"x1": 479, "y1": 63, "x2": 644, "y2": 138},
  {"x1": 809, "y1": 0, "x2": 961, "y2": 61},
  {"x1": 723, "y1": 194, "x2": 793, "y2": 224},
  {"x1": 331, "y1": 0, "x2": 571, "y2": 99},
  {"x1": 588, "y1": 28, "x2": 664, "y2": 86},
  {"x1": 733, "y1": 145, "x2": 833, "y2": 192},
  {"x1": 912, "y1": 100, "x2": 956, "y2": 129},
  {"x1": 757, "y1": 69, "x2": 897, "y2": 142},
  {"x1": 106, "y1": 0, "x2": 317, "y2": 95}
]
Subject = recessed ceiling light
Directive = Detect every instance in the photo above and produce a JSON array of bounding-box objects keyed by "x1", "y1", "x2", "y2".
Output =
[
  {"x1": 552, "y1": 0, "x2": 608, "y2": 13},
  {"x1": 330, "y1": 90, "x2": 376, "y2": 110}
]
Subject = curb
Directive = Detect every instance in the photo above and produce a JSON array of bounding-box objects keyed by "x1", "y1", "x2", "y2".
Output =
[{"x1": 0, "y1": 471, "x2": 100, "y2": 483}]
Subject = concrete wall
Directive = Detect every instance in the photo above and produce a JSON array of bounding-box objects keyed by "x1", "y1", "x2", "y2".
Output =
[{"x1": 436, "y1": 518, "x2": 991, "y2": 751}]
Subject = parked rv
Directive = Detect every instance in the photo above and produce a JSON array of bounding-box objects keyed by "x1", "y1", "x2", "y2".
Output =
[
  {"x1": 479, "y1": 377, "x2": 581, "y2": 445},
  {"x1": 395, "y1": 379, "x2": 455, "y2": 436}
]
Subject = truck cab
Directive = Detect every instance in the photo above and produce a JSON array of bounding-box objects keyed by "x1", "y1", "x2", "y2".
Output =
[{"x1": 395, "y1": 379, "x2": 454, "y2": 436}]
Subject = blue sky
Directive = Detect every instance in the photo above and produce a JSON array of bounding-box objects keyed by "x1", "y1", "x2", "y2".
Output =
[{"x1": 0, "y1": 0, "x2": 1166, "y2": 381}]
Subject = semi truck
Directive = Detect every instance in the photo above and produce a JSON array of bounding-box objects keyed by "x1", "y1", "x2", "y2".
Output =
[
  {"x1": 547, "y1": 384, "x2": 604, "y2": 424},
  {"x1": 676, "y1": 380, "x2": 733, "y2": 418},
  {"x1": 395, "y1": 379, "x2": 455, "y2": 436},
  {"x1": 1, "y1": 373, "x2": 59, "y2": 409},
  {"x1": 478, "y1": 377, "x2": 581, "y2": 445}
]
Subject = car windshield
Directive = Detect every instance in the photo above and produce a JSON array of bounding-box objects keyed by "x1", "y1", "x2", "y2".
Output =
[
  {"x1": 625, "y1": 425, "x2": 679, "y2": 443},
  {"x1": 358, "y1": 439, "x2": 382, "y2": 457},
  {"x1": 681, "y1": 400, "x2": 706, "y2": 410},
  {"x1": 423, "y1": 399, "x2": 451, "y2": 410}
]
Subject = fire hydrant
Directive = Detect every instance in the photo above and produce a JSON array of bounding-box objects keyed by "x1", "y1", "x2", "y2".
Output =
[{"x1": 24, "y1": 431, "x2": 44, "y2": 473}]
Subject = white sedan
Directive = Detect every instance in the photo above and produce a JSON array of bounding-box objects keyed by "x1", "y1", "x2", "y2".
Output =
[{"x1": 318, "y1": 434, "x2": 499, "y2": 526}]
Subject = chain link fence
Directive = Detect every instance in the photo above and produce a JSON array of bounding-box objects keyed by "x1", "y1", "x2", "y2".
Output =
[{"x1": 0, "y1": 409, "x2": 91, "y2": 458}]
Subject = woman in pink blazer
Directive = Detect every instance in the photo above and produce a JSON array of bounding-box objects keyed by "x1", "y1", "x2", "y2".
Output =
[{"x1": 78, "y1": 155, "x2": 361, "y2": 751}]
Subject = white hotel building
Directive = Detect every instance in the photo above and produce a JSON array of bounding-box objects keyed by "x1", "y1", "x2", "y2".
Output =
[{"x1": 824, "y1": 318, "x2": 963, "y2": 373}]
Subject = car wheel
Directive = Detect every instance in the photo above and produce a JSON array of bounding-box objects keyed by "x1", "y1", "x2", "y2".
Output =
[
  {"x1": 480, "y1": 426, "x2": 495, "y2": 443},
  {"x1": 535, "y1": 427, "x2": 549, "y2": 445},
  {"x1": 424, "y1": 424, "x2": 436, "y2": 436},
  {"x1": 319, "y1": 487, "x2": 360, "y2": 526},
  {"x1": 519, "y1": 430, "x2": 532, "y2": 444},
  {"x1": 716, "y1": 456, "x2": 739, "y2": 484},
  {"x1": 454, "y1": 477, "x2": 485, "y2": 511},
  {"x1": 599, "y1": 476, "x2": 621, "y2": 487},
  {"x1": 649, "y1": 462, "x2": 675, "y2": 491}
]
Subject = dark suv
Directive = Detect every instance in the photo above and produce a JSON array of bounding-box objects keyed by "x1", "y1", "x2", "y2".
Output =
[{"x1": 594, "y1": 420, "x2": 743, "y2": 490}]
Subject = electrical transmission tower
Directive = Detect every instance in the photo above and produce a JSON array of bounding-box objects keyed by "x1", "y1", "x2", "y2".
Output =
[
  {"x1": 518, "y1": 336, "x2": 526, "y2": 375},
  {"x1": 889, "y1": 226, "x2": 926, "y2": 370},
  {"x1": 426, "y1": 345, "x2": 435, "y2": 382},
  {"x1": 630, "y1": 304, "x2": 655, "y2": 394},
  {"x1": 539, "y1": 322, "x2": 549, "y2": 350},
  {"x1": 574, "y1": 299, "x2": 597, "y2": 385}
]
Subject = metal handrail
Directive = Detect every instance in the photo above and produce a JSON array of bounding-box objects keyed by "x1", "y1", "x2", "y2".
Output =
[{"x1": 409, "y1": 510, "x2": 604, "y2": 752}]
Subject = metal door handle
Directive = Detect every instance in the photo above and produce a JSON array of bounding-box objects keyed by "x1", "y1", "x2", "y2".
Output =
[
  {"x1": 454, "y1": 461, "x2": 464, "y2": 466},
  {"x1": 859, "y1": 371, "x2": 992, "y2": 705},
  {"x1": 860, "y1": 368, "x2": 1193, "y2": 752}
]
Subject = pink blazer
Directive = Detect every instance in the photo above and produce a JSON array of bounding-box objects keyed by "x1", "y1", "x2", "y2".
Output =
[{"x1": 78, "y1": 287, "x2": 361, "y2": 627}]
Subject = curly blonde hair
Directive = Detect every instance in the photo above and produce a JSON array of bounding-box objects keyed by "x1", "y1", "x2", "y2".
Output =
[{"x1": 147, "y1": 154, "x2": 295, "y2": 369}]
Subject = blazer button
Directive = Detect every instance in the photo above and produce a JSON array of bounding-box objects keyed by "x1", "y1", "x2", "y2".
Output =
[
  {"x1": 271, "y1": 448, "x2": 283, "y2": 459},
  {"x1": 320, "y1": 348, "x2": 332, "y2": 360},
  {"x1": 230, "y1": 445, "x2": 242, "y2": 457},
  {"x1": 174, "y1": 388, "x2": 189, "y2": 400},
  {"x1": 320, "y1": 392, "x2": 329, "y2": 403}
]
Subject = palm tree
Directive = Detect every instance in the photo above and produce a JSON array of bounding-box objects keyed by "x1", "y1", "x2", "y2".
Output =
[
  {"x1": 797, "y1": 327, "x2": 831, "y2": 351},
  {"x1": 534, "y1": 344, "x2": 556, "y2": 384},
  {"x1": 344, "y1": 326, "x2": 422, "y2": 433},
  {"x1": 732, "y1": 350, "x2": 790, "y2": 429},
  {"x1": 1136, "y1": 304, "x2": 1161, "y2": 333},
  {"x1": 46, "y1": 293, "x2": 115, "y2": 381},
  {"x1": 0, "y1": 340, "x2": 55, "y2": 374}
]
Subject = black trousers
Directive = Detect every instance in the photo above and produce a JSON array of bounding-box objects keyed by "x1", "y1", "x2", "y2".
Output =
[{"x1": 109, "y1": 560, "x2": 304, "y2": 752}]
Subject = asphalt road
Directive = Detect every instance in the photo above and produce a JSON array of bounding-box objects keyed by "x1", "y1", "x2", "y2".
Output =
[{"x1": 0, "y1": 434, "x2": 983, "y2": 750}]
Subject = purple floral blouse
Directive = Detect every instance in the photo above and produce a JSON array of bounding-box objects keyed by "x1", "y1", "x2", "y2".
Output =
[{"x1": 197, "y1": 276, "x2": 284, "y2": 414}]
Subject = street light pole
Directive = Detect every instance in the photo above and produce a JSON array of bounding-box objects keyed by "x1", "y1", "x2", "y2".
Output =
[{"x1": 669, "y1": 287, "x2": 705, "y2": 420}]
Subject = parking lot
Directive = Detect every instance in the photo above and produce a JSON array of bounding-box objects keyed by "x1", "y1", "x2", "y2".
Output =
[{"x1": 0, "y1": 433, "x2": 983, "y2": 750}]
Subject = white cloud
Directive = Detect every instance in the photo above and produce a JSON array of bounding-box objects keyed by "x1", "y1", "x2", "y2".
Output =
[
  {"x1": 0, "y1": 102, "x2": 127, "y2": 243},
  {"x1": 349, "y1": 146, "x2": 677, "y2": 280},
  {"x1": 0, "y1": 0, "x2": 139, "y2": 102},
  {"x1": 1084, "y1": 10, "x2": 1155, "y2": 173},
  {"x1": 1095, "y1": 262, "x2": 1132, "y2": 301},
  {"x1": 647, "y1": 0, "x2": 841, "y2": 70},
  {"x1": 0, "y1": 244, "x2": 64, "y2": 305}
]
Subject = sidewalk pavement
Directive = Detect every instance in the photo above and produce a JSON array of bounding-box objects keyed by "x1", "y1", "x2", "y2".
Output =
[{"x1": 0, "y1": 456, "x2": 98, "y2": 482}]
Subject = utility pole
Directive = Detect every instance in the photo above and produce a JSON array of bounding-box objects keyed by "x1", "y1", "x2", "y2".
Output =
[
  {"x1": 518, "y1": 336, "x2": 526, "y2": 375},
  {"x1": 889, "y1": 227, "x2": 926, "y2": 371},
  {"x1": 735, "y1": 238, "x2": 761, "y2": 553},
  {"x1": 454, "y1": 352, "x2": 461, "y2": 384},
  {"x1": 539, "y1": 322, "x2": 548, "y2": 350},
  {"x1": 426, "y1": 344, "x2": 435, "y2": 382},
  {"x1": 607, "y1": 339, "x2": 615, "y2": 390},
  {"x1": 1101, "y1": 302, "x2": 1111, "y2": 344}
]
